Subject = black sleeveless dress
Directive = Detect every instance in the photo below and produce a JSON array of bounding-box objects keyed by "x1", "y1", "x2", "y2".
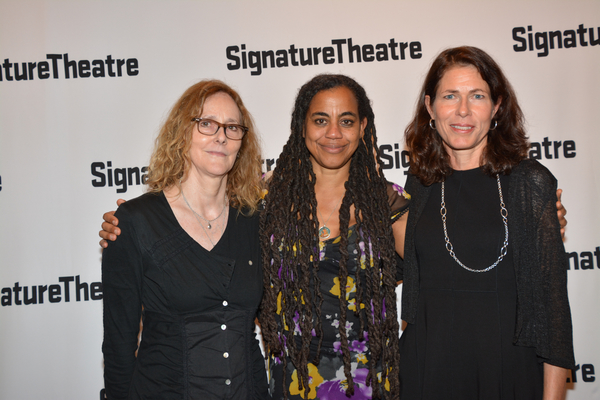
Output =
[{"x1": 399, "y1": 168, "x2": 543, "y2": 400}]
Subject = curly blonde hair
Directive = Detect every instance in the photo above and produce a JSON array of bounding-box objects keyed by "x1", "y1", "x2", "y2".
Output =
[{"x1": 146, "y1": 80, "x2": 263, "y2": 214}]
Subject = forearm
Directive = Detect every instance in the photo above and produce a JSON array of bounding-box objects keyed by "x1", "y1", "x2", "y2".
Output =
[{"x1": 543, "y1": 363, "x2": 568, "y2": 400}]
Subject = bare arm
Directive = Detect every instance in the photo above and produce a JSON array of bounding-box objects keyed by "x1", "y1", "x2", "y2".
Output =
[
  {"x1": 543, "y1": 363, "x2": 568, "y2": 400},
  {"x1": 556, "y1": 189, "x2": 567, "y2": 239},
  {"x1": 392, "y1": 211, "x2": 408, "y2": 260},
  {"x1": 99, "y1": 199, "x2": 126, "y2": 248}
]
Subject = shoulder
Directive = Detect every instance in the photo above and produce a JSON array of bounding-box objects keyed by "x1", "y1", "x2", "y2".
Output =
[
  {"x1": 114, "y1": 191, "x2": 166, "y2": 221},
  {"x1": 386, "y1": 181, "x2": 410, "y2": 220},
  {"x1": 511, "y1": 159, "x2": 558, "y2": 192}
]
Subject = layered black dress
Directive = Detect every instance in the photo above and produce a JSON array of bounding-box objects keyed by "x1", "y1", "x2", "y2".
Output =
[
  {"x1": 102, "y1": 192, "x2": 269, "y2": 400},
  {"x1": 399, "y1": 168, "x2": 544, "y2": 399}
]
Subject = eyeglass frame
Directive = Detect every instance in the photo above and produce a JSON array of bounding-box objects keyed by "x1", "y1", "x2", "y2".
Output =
[{"x1": 191, "y1": 118, "x2": 248, "y2": 140}]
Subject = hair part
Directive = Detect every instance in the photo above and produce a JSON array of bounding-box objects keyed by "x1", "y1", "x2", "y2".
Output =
[
  {"x1": 405, "y1": 46, "x2": 530, "y2": 185},
  {"x1": 259, "y1": 74, "x2": 399, "y2": 399},
  {"x1": 145, "y1": 80, "x2": 263, "y2": 213}
]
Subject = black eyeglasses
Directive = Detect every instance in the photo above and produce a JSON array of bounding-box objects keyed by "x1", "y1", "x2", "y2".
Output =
[{"x1": 191, "y1": 118, "x2": 248, "y2": 140}]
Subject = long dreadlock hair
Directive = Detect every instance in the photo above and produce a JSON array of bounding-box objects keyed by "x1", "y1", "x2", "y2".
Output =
[{"x1": 259, "y1": 74, "x2": 400, "y2": 399}]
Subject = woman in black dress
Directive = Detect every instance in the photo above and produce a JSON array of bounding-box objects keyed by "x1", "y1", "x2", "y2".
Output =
[
  {"x1": 101, "y1": 80, "x2": 269, "y2": 399},
  {"x1": 398, "y1": 46, "x2": 575, "y2": 400}
]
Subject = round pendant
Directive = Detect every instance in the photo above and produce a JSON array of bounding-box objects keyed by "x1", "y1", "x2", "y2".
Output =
[
  {"x1": 207, "y1": 223, "x2": 212, "y2": 229},
  {"x1": 319, "y1": 226, "x2": 331, "y2": 240}
]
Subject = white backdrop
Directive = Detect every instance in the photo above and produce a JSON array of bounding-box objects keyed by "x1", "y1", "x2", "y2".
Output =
[{"x1": 0, "y1": 0, "x2": 599, "y2": 399}]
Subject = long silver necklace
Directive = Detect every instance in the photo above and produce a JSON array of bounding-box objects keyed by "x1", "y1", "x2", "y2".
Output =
[
  {"x1": 440, "y1": 174, "x2": 509, "y2": 273},
  {"x1": 318, "y1": 194, "x2": 344, "y2": 240},
  {"x1": 181, "y1": 188, "x2": 227, "y2": 229},
  {"x1": 181, "y1": 188, "x2": 227, "y2": 247}
]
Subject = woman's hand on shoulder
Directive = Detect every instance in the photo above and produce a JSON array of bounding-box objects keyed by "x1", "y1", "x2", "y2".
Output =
[{"x1": 99, "y1": 199, "x2": 127, "y2": 248}]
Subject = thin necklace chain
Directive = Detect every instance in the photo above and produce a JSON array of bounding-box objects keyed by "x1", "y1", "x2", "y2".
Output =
[
  {"x1": 181, "y1": 188, "x2": 227, "y2": 247},
  {"x1": 317, "y1": 193, "x2": 345, "y2": 240},
  {"x1": 441, "y1": 174, "x2": 509, "y2": 273},
  {"x1": 181, "y1": 188, "x2": 227, "y2": 229}
]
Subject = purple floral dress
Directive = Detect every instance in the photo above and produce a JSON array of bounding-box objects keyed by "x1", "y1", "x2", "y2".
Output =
[{"x1": 268, "y1": 183, "x2": 409, "y2": 400}]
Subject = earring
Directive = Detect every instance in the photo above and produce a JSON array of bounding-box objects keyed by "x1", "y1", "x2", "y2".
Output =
[
  {"x1": 489, "y1": 120, "x2": 498, "y2": 131},
  {"x1": 429, "y1": 119, "x2": 436, "y2": 130}
]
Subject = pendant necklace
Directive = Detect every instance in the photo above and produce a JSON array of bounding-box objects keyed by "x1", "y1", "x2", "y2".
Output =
[
  {"x1": 318, "y1": 193, "x2": 344, "y2": 240},
  {"x1": 181, "y1": 188, "x2": 227, "y2": 229},
  {"x1": 440, "y1": 174, "x2": 509, "y2": 273}
]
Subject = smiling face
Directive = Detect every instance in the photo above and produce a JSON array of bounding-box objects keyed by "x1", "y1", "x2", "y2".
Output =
[
  {"x1": 188, "y1": 91, "x2": 243, "y2": 180},
  {"x1": 304, "y1": 86, "x2": 366, "y2": 175},
  {"x1": 425, "y1": 64, "x2": 501, "y2": 170}
]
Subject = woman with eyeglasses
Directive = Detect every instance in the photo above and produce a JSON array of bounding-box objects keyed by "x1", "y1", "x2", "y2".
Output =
[{"x1": 101, "y1": 80, "x2": 269, "y2": 399}]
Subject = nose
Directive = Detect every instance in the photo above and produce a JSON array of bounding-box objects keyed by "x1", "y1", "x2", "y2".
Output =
[
  {"x1": 214, "y1": 126, "x2": 228, "y2": 143},
  {"x1": 325, "y1": 123, "x2": 343, "y2": 139},
  {"x1": 457, "y1": 97, "x2": 470, "y2": 117}
]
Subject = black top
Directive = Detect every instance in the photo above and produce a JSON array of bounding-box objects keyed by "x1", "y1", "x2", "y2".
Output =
[
  {"x1": 399, "y1": 168, "x2": 544, "y2": 399},
  {"x1": 102, "y1": 192, "x2": 268, "y2": 400},
  {"x1": 399, "y1": 160, "x2": 575, "y2": 370}
]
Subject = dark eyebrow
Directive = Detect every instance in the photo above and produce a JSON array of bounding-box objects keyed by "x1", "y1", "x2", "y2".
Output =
[{"x1": 309, "y1": 111, "x2": 358, "y2": 118}]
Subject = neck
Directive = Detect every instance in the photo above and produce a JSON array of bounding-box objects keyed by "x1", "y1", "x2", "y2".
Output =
[
  {"x1": 176, "y1": 174, "x2": 228, "y2": 215},
  {"x1": 446, "y1": 145, "x2": 485, "y2": 171}
]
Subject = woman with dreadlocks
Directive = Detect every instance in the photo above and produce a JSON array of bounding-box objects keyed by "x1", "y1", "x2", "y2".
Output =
[{"x1": 260, "y1": 74, "x2": 409, "y2": 400}]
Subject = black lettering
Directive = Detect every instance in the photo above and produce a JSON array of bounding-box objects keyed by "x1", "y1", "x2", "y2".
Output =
[
  {"x1": 92, "y1": 59, "x2": 105, "y2": 77},
  {"x1": 128, "y1": 167, "x2": 141, "y2": 185},
  {"x1": 567, "y1": 252, "x2": 579, "y2": 270},
  {"x1": 91, "y1": 282, "x2": 103, "y2": 300},
  {"x1": 226, "y1": 46, "x2": 240, "y2": 70},
  {"x1": 595, "y1": 247, "x2": 600, "y2": 269},
  {"x1": 409, "y1": 42, "x2": 422, "y2": 59},
  {"x1": 1, "y1": 58, "x2": 12, "y2": 81},
  {"x1": 564, "y1": 140, "x2": 576, "y2": 158},
  {"x1": 568, "y1": 364, "x2": 580, "y2": 383},
  {"x1": 590, "y1": 27, "x2": 600, "y2": 46},
  {"x1": 141, "y1": 166, "x2": 149, "y2": 184},
  {"x1": 542, "y1": 137, "x2": 553, "y2": 159},
  {"x1": 582, "y1": 364, "x2": 595, "y2": 382},
  {"x1": 529, "y1": 142, "x2": 541, "y2": 159},
  {"x1": 38, "y1": 61, "x2": 50, "y2": 79},
  {"x1": 76, "y1": 275, "x2": 89, "y2": 301},
  {"x1": 105, "y1": 55, "x2": 116, "y2": 77},
  {"x1": 553, "y1": 141, "x2": 562, "y2": 158},
  {"x1": 549, "y1": 31, "x2": 563, "y2": 50},
  {"x1": 27, "y1": 61, "x2": 37, "y2": 80},
  {"x1": 348, "y1": 38, "x2": 361, "y2": 63},
  {"x1": 46, "y1": 54, "x2": 62, "y2": 78},
  {"x1": 375, "y1": 43, "x2": 388, "y2": 61},
  {"x1": 1, "y1": 287, "x2": 12, "y2": 306},
  {"x1": 379, "y1": 144, "x2": 394, "y2": 170},
  {"x1": 13, "y1": 282, "x2": 22, "y2": 305},
  {"x1": 299, "y1": 48, "x2": 313, "y2": 66},
  {"x1": 581, "y1": 251, "x2": 593, "y2": 269},
  {"x1": 79, "y1": 60, "x2": 91, "y2": 78},
  {"x1": 38, "y1": 285, "x2": 47, "y2": 304},
  {"x1": 577, "y1": 24, "x2": 588, "y2": 47},
  {"x1": 528, "y1": 26, "x2": 534, "y2": 51},
  {"x1": 362, "y1": 44, "x2": 374, "y2": 62},
  {"x1": 388, "y1": 38, "x2": 399, "y2": 60},
  {"x1": 241, "y1": 44, "x2": 247, "y2": 69},
  {"x1": 535, "y1": 32, "x2": 549, "y2": 57},
  {"x1": 261, "y1": 50, "x2": 275, "y2": 69},
  {"x1": 513, "y1": 27, "x2": 527, "y2": 52},
  {"x1": 116, "y1": 58, "x2": 125, "y2": 76},
  {"x1": 14, "y1": 62, "x2": 28, "y2": 81},
  {"x1": 59, "y1": 276, "x2": 74, "y2": 302},
  {"x1": 248, "y1": 51, "x2": 261, "y2": 76},
  {"x1": 275, "y1": 49, "x2": 289, "y2": 67},
  {"x1": 107, "y1": 161, "x2": 113, "y2": 186},
  {"x1": 23, "y1": 286, "x2": 37, "y2": 305},
  {"x1": 288, "y1": 44, "x2": 299, "y2": 66},
  {"x1": 63, "y1": 53, "x2": 77, "y2": 78},
  {"x1": 398, "y1": 42, "x2": 409, "y2": 60},
  {"x1": 322, "y1": 47, "x2": 335, "y2": 64},
  {"x1": 312, "y1": 47, "x2": 321, "y2": 65},
  {"x1": 49, "y1": 284, "x2": 61, "y2": 303},
  {"x1": 564, "y1": 30, "x2": 576, "y2": 48},
  {"x1": 91, "y1": 162, "x2": 106, "y2": 187},
  {"x1": 331, "y1": 39, "x2": 346, "y2": 63},
  {"x1": 114, "y1": 168, "x2": 127, "y2": 193},
  {"x1": 126, "y1": 58, "x2": 139, "y2": 76}
]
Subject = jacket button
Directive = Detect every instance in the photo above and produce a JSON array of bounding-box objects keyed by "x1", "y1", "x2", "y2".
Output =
[{"x1": 223, "y1": 352, "x2": 229, "y2": 358}]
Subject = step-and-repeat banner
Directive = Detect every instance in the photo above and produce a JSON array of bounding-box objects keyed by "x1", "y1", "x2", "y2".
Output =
[{"x1": 1, "y1": 0, "x2": 599, "y2": 398}]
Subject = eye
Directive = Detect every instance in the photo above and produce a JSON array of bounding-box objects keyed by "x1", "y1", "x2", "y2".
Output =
[
  {"x1": 199, "y1": 120, "x2": 213, "y2": 128},
  {"x1": 314, "y1": 118, "x2": 327, "y2": 126},
  {"x1": 340, "y1": 119, "x2": 355, "y2": 127},
  {"x1": 473, "y1": 94, "x2": 485, "y2": 100},
  {"x1": 226, "y1": 125, "x2": 239, "y2": 132},
  {"x1": 443, "y1": 94, "x2": 455, "y2": 100}
]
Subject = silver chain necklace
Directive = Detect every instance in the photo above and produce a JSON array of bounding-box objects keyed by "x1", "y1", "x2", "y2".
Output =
[
  {"x1": 317, "y1": 194, "x2": 344, "y2": 240},
  {"x1": 181, "y1": 188, "x2": 227, "y2": 247},
  {"x1": 181, "y1": 188, "x2": 227, "y2": 229},
  {"x1": 441, "y1": 174, "x2": 509, "y2": 273}
]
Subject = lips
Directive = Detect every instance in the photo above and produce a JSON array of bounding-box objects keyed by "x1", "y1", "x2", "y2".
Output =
[{"x1": 450, "y1": 124, "x2": 474, "y2": 132}]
